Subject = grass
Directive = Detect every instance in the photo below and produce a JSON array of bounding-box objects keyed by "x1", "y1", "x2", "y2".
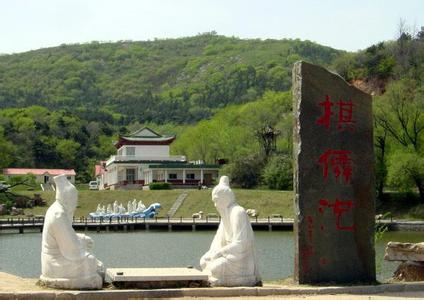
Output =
[
  {"x1": 173, "y1": 189, "x2": 293, "y2": 218},
  {"x1": 4, "y1": 189, "x2": 424, "y2": 220},
  {"x1": 1, "y1": 188, "x2": 294, "y2": 219}
]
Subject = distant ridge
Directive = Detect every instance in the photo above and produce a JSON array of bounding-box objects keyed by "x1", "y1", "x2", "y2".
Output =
[{"x1": 0, "y1": 34, "x2": 342, "y2": 125}]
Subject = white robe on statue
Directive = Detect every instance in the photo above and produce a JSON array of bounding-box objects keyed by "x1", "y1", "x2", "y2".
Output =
[
  {"x1": 200, "y1": 176, "x2": 261, "y2": 286},
  {"x1": 40, "y1": 174, "x2": 103, "y2": 289}
]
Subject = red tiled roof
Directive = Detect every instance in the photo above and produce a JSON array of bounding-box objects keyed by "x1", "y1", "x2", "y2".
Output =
[{"x1": 3, "y1": 168, "x2": 76, "y2": 176}]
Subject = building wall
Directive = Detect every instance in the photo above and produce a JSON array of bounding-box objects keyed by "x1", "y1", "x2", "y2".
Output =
[
  {"x1": 152, "y1": 169, "x2": 219, "y2": 183},
  {"x1": 4, "y1": 174, "x2": 75, "y2": 184},
  {"x1": 117, "y1": 145, "x2": 170, "y2": 157},
  {"x1": 104, "y1": 163, "x2": 150, "y2": 186}
]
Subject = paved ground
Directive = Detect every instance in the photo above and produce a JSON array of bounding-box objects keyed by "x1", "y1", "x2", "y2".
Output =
[
  {"x1": 0, "y1": 272, "x2": 43, "y2": 292},
  {"x1": 1, "y1": 272, "x2": 424, "y2": 299},
  {"x1": 173, "y1": 294, "x2": 424, "y2": 299}
]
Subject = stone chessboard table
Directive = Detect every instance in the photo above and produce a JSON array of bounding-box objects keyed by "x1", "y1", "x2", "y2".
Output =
[{"x1": 106, "y1": 268, "x2": 209, "y2": 289}]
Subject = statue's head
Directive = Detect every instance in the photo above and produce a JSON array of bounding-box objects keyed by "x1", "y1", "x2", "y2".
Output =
[
  {"x1": 54, "y1": 174, "x2": 78, "y2": 214},
  {"x1": 212, "y1": 176, "x2": 236, "y2": 212}
]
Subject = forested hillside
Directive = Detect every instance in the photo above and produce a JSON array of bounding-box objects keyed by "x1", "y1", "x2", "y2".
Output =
[
  {"x1": 332, "y1": 27, "x2": 424, "y2": 201},
  {"x1": 1, "y1": 29, "x2": 422, "y2": 195},
  {"x1": 0, "y1": 34, "x2": 341, "y2": 181},
  {"x1": 174, "y1": 28, "x2": 424, "y2": 195},
  {"x1": 0, "y1": 33, "x2": 340, "y2": 124}
]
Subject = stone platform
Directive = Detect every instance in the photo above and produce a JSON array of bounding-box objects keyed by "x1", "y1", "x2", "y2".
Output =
[
  {"x1": 3, "y1": 271, "x2": 424, "y2": 299},
  {"x1": 106, "y1": 267, "x2": 209, "y2": 289}
]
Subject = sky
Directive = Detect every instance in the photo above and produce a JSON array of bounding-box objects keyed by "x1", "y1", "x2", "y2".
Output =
[{"x1": 1, "y1": 0, "x2": 424, "y2": 54}]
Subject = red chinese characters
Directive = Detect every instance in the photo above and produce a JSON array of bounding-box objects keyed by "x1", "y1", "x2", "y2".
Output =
[
  {"x1": 318, "y1": 199, "x2": 355, "y2": 231},
  {"x1": 316, "y1": 95, "x2": 355, "y2": 131},
  {"x1": 318, "y1": 149, "x2": 352, "y2": 184},
  {"x1": 301, "y1": 215, "x2": 315, "y2": 274}
]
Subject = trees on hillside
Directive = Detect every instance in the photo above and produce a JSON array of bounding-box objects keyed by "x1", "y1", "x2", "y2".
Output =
[
  {"x1": 375, "y1": 79, "x2": 424, "y2": 201},
  {"x1": 0, "y1": 106, "x2": 117, "y2": 182},
  {"x1": 172, "y1": 91, "x2": 292, "y2": 189},
  {"x1": 0, "y1": 35, "x2": 340, "y2": 124}
]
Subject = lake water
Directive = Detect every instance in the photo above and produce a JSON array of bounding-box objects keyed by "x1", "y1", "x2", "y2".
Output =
[{"x1": 1, "y1": 230, "x2": 423, "y2": 281}]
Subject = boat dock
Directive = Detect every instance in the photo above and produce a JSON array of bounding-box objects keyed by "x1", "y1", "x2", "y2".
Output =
[{"x1": 0, "y1": 216, "x2": 292, "y2": 234}]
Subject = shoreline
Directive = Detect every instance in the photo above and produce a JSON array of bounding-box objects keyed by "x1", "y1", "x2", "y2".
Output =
[{"x1": 2, "y1": 218, "x2": 424, "y2": 234}]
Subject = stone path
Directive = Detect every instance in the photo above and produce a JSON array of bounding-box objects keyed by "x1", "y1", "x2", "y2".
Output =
[{"x1": 166, "y1": 192, "x2": 188, "y2": 217}]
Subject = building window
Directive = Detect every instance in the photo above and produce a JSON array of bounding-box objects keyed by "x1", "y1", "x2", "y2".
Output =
[
  {"x1": 186, "y1": 173, "x2": 195, "y2": 179},
  {"x1": 118, "y1": 149, "x2": 123, "y2": 156},
  {"x1": 168, "y1": 173, "x2": 177, "y2": 179},
  {"x1": 126, "y1": 147, "x2": 135, "y2": 156},
  {"x1": 67, "y1": 176, "x2": 71, "y2": 180}
]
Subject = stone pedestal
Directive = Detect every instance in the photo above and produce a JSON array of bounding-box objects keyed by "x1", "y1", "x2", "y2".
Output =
[
  {"x1": 39, "y1": 274, "x2": 103, "y2": 290},
  {"x1": 106, "y1": 268, "x2": 209, "y2": 289},
  {"x1": 293, "y1": 61, "x2": 375, "y2": 284},
  {"x1": 385, "y1": 242, "x2": 424, "y2": 281}
]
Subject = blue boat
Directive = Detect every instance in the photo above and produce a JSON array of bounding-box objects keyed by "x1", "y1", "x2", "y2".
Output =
[{"x1": 89, "y1": 203, "x2": 161, "y2": 219}]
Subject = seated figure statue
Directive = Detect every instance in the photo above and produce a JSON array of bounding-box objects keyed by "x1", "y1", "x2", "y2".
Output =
[
  {"x1": 200, "y1": 176, "x2": 261, "y2": 286},
  {"x1": 40, "y1": 174, "x2": 104, "y2": 289}
]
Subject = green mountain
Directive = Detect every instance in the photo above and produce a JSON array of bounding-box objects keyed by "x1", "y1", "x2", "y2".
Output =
[{"x1": 0, "y1": 33, "x2": 342, "y2": 124}]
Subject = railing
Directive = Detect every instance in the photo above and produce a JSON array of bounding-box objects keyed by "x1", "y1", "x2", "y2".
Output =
[
  {"x1": 106, "y1": 155, "x2": 186, "y2": 166},
  {"x1": 0, "y1": 215, "x2": 289, "y2": 227}
]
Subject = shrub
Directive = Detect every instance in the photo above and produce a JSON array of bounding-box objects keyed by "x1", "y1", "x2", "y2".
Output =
[
  {"x1": 262, "y1": 154, "x2": 293, "y2": 190},
  {"x1": 149, "y1": 182, "x2": 171, "y2": 190},
  {"x1": 221, "y1": 154, "x2": 265, "y2": 189}
]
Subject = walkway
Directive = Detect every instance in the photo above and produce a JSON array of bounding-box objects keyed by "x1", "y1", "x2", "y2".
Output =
[
  {"x1": 166, "y1": 192, "x2": 189, "y2": 217},
  {"x1": 1, "y1": 272, "x2": 424, "y2": 300}
]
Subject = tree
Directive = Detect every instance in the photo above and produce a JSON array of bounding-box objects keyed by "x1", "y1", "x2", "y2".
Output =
[
  {"x1": 262, "y1": 154, "x2": 292, "y2": 190},
  {"x1": 0, "y1": 127, "x2": 15, "y2": 168},
  {"x1": 375, "y1": 79, "x2": 424, "y2": 152},
  {"x1": 56, "y1": 139, "x2": 81, "y2": 168},
  {"x1": 375, "y1": 79, "x2": 424, "y2": 200},
  {"x1": 387, "y1": 151, "x2": 424, "y2": 200},
  {"x1": 221, "y1": 154, "x2": 265, "y2": 189}
]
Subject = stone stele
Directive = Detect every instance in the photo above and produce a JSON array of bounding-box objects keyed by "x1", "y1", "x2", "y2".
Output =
[
  {"x1": 39, "y1": 174, "x2": 104, "y2": 289},
  {"x1": 200, "y1": 176, "x2": 261, "y2": 287},
  {"x1": 293, "y1": 61, "x2": 375, "y2": 284}
]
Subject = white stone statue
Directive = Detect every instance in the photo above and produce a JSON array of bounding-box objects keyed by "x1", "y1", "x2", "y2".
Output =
[
  {"x1": 118, "y1": 204, "x2": 126, "y2": 214},
  {"x1": 132, "y1": 199, "x2": 137, "y2": 212},
  {"x1": 137, "y1": 200, "x2": 146, "y2": 212},
  {"x1": 127, "y1": 201, "x2": 133, "y2": 214},
  {"x1": 113, "y1": 201, "x2": 119, "y2": 213},
  {"x1": 200, "y1": 176, "x2": 261, "y2": 287},
  {"x1": 106, "y1": 204, "x2": 112, "y2": 214},
  {"x1": 40, "y1": 174, "x2": 104, "y2": 289},
  {"x1": 96, "y1": 204, "x2": 101, "y2": 213}
]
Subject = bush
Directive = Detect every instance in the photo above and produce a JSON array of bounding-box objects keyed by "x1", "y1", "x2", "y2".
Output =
[
  {"x1": 149, "y1": 182, "x2": 171, "y2": 190},
  {"x1": 221, "y1": 154, "x2": 265, "y2": 189},
  {"x1": 8, "y1": 174, "x2": 37, "y2": 189},
  {"x1": 262, "y1": 154, "x2": 293, "y2": 190}
]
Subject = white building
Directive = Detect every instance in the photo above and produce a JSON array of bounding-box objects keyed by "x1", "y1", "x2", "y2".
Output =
[{"x1": 98, "y1": 127, "x2": 219, "y2": 189}]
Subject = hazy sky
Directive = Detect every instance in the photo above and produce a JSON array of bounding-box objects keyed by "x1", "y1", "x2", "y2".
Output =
[{"x1": 1, "y1": 0, "x2": 423, "y2": 54}]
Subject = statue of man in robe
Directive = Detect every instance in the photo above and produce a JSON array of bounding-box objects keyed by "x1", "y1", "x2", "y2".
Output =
[
  {"x1": 200, "y1": 176, "x2": 261, "y2": 286},
  {"x1": 40, "y1": 174, "x2": 104, "y2": 289}
]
